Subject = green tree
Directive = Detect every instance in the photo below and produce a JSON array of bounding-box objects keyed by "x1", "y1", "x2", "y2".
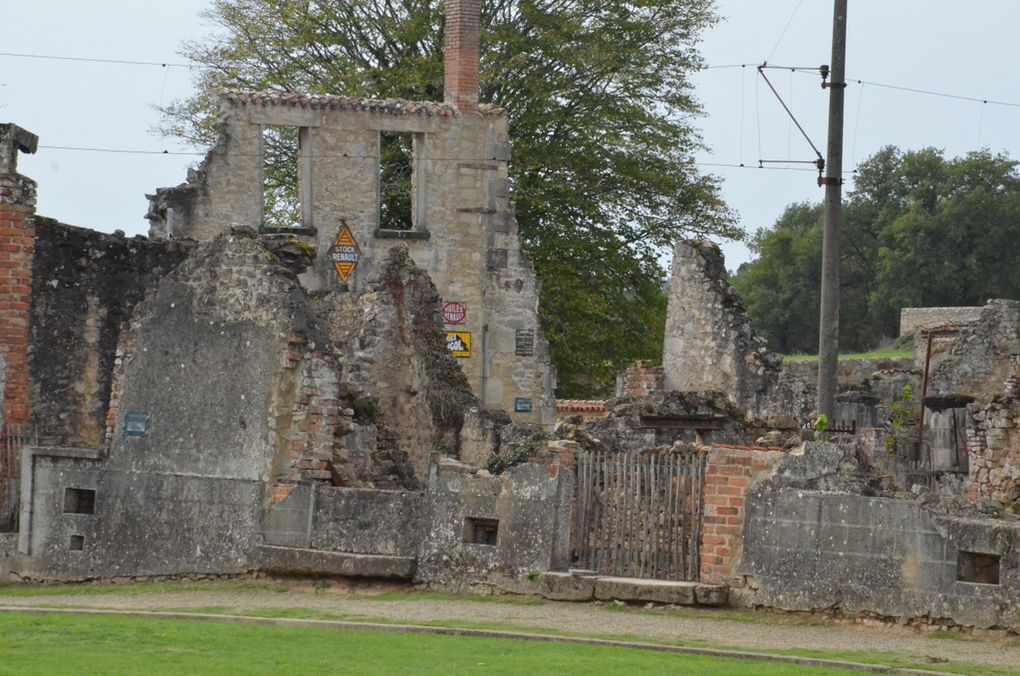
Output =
[
  {"x1": 734, "y1": 146, "x2": 1020, "y2": 354},
  {"x1": 161, "y1": 0, "x2": 737, "y2": 397}
]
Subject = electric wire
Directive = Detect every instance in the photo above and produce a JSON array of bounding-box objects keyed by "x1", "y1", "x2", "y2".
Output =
[
  {"x1": 35, "y1": 143, "x2": 853, "y2": 174},
  {"x1": 765, "y1": 0, "x2": 805, "y2": 64}
]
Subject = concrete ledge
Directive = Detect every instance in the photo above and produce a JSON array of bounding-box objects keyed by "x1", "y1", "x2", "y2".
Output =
[
  {"x1": 537, "y1": 572, "x2": 595, "y2": 601},
  {"x1": 254, "y1": 546, "x2": 415, "y2": 579}
]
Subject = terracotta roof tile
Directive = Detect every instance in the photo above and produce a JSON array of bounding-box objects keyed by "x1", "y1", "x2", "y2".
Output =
[
  {"x1": 556, "y1": 399, "x2": 608, "y2": 414},
  {"x1": 212, "y1": 88, "x2": 505, "y2": 117}
]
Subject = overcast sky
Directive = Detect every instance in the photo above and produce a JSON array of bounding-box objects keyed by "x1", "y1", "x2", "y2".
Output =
[{"x1": 4, "y1": 1, "x2": 1019, "y2": 270}]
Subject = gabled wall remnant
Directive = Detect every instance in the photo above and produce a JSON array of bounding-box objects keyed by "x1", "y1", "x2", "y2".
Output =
[
  {"x1": 663, "y1": 241, "x2": 805, "y2": 426},
  {"x1": 146, "y1": 90, "x2": 554, "y2": 426}
]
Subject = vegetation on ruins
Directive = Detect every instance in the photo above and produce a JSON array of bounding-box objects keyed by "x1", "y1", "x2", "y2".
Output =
[
  {"x1": 160, "y1": 0, "x2": 737, "y2": 397},
  {"x1": 733, "y1": 146, "x2": 1020, "y2": 354}
]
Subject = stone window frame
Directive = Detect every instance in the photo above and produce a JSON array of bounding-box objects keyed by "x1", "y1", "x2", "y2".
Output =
[
  {"x1": 258, "y1": 124, "x2": 317, "y2": 236},
  {"x1": 373, "y1": 129, "x2": 430, "y2": 241}
]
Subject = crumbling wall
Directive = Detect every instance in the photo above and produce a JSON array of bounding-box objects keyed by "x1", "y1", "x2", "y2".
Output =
[
  {"x1": 927, "y1": 300, "x2": 1020, "y2": 401},
  {"x1": 147, "y1": 91, "x2": 556, "y2": 427},
  {"x1": 966, "y1": 381, "x2": 1020, "y2": 507},
  {"x1": 663, "y1": 241, "x2": 806, "y2": 426},
  {"x1": 416, "y1": 457, "x2": 573, "y2": 590},
  {"x1": 319, "y1": 246, "x2": 480, "y2": 487},
  {"x1": 900, "y1": 306, "x2": 983, "y2": 336},
  {"x1": 29, "y1": 220, "x2": 191, "y2": 447},
  {"x1": 18, "y1": 232, "x2": 340, "y2": 579}
]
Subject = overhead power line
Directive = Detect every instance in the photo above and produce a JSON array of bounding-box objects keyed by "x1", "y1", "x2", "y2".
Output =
[
  {"x1": 2, "y1": 50, "x2": 1018, "y2": 110},
  {"x1": 0, "y1": 51, "x2": 196, "y2": 69}
]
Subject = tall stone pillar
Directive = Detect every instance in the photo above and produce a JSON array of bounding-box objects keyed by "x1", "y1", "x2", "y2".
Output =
[{"x1": 0, "y1": 123, "x2": 39, "y2": 520}]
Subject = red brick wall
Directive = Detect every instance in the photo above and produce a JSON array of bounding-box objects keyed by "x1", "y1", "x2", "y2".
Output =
[
  {"x1": 443, "y1": 0, "x2": 481, "y2": 113},
  {"x1": 0, "y1": 172, "x2": 36, "y2": 429},
  {"x1": 700, "y1": 445, "x2": 785, "y2": 584},
  {"x1": 615, "y1": 360, "x2": 664, "y2": 398}
]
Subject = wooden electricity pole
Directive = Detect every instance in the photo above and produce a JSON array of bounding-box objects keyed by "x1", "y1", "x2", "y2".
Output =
[{"x1": 816, "y1": 0, "x2": 848, "y2": 420}]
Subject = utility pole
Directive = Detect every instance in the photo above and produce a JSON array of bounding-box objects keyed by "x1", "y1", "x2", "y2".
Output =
[{"x1": 816, "y1": 0, "x2": 848, "y2": 420}]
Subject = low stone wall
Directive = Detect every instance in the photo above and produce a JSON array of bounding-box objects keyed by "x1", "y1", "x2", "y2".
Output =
[
  {"x1": 741, "y1": 488, "x2": 1020, "y2": 630},
  {"x1": 15, "y1": 448, "x2": 262, "y2": 581},
  {"x1": 900, "y1": 306, "x2": 983, "y2": 336},
  {"x1": 417, "y1": 459, "x2": 574, "y2": 589},
  {"x1": 0, "y1": 532, "x2": 16, "y2": 576}
]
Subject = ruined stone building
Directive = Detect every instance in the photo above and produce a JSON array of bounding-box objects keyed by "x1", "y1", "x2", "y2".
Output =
[{"x1": 0, "y1": 0, "x2": 1018, "y2": 634}]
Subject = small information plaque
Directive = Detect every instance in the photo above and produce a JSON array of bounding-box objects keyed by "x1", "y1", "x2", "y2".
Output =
[
  {"x1": 515, "y1": 328, "x2": 535, "y2": 357},
  {"x1": 123, "y1": 411, "x2": 151, "y2": 437},
  {"x1": 513, "y1": 397, "x2": 533, "y2": 413}
]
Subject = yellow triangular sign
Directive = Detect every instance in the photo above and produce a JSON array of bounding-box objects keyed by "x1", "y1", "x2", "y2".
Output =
[
  {"x1": 335, "y1": 228, "x2": 357, "y2": 247},
  {"x1": 335, "y1": 261, "x2": 357, "y2": 283}
]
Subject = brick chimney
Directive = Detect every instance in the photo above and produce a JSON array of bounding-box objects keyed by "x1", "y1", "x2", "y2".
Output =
[
  {"x1": 0, "y1": 123, "x2": 38, "y2": 430},
  {"x1": 443, "y1": 0, "x2": 482, "y2": 114}
]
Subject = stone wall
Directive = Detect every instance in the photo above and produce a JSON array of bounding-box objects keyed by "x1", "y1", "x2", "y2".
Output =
[
  {"x1": 17, "y1": 447, "x2": 261, "y2": 580},
  {"x1": 926, "y1": 300, "x2": 1020, "y2": 402},
  {"x1": 900, "y1": 306, "x2": 983, "y2": 336},
  {"x1": 30, "y1": 220, "x2": 190, "y2": 447},
  {"x1": 966, "y1": 391, "x2": 1020, "y2": 505},
  {"x1": 663, "y1": 241, "x2": 805, "y2": 426},
  {"x1": 416, "y1": 457, "x2": 573, "y2": 590},
  {"x1": 147, "y1": 90, "x2": 555, "y2": 427},
  {"x1": 741, "y1": 488, "x2": 1020, "y2": 631}
]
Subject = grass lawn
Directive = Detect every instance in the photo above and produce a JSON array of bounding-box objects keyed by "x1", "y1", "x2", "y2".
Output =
[
  {"x1": 783, "y1": 350, "x2": 912, "y2": 363},
  {"x1": 0, "y1": 611, "x2": 862, "y2": 675}
]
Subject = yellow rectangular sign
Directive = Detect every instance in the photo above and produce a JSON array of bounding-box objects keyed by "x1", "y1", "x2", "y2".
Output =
[{"x1": 446, "y1": 331, "x2": 471, "y2": 358}]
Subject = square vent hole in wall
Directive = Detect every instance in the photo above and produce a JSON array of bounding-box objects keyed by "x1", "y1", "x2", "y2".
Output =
[
  {"x1": 69, "y1": 535, "x2": 84, "y2": 551},
  {"x1": 63, "y1": 488, "x2": 96, "y2": 514},
  {"x1": 957, "y1": 551, "x2": 1000, "y2": 585},
  {"x1": 464, "y1": 517, "x2": 499, "y2": 546}
]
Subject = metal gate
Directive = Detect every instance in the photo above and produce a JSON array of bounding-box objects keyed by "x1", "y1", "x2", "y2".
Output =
[{"x1": 574, "y1": 450, "x2": 706, "y2": 581}]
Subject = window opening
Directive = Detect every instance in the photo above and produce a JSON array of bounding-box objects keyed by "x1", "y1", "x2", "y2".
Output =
[
  {"x1": 957, "y1": 551, "x2": 1000, "y2": 585},
  {"x1": 379, "y1": 131, "x2": 415, "y2": 231},
  {"x1": 63, "y1": 487, "x2": 96, "y2": 514},
  {"x1": 463, "y1": 517, "x2": 499, "y2": 546},
  {"x1": 262, "y1": 125, "x2": 308, "y2": 229},
  {"x1": 69, "y1": 535, "x2": 85, "y2": 551}
]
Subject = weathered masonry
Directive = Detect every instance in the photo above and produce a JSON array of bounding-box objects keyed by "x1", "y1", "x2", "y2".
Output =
[{"x1": 146, "y1": 1, "x2": 553, "y2": 426}]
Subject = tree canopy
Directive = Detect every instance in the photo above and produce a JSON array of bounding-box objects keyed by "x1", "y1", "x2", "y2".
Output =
[
  {"x1": 161, "y1": 0, "x2": 737, "y2": 397},
  {"x1": 732, "y1": 146, "x2": 1020, "y2": 354}
]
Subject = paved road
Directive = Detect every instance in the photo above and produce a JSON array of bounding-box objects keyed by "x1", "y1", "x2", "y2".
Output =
[{"x1": 1, "y1": 582, "x2": 1017, "y2": 673}]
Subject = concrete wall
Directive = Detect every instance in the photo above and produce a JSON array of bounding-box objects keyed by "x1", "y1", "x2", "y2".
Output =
[
  {"x1": 416, "y1": 460, "x2": 573, "y2": 588},
  {"x1": 16, "y1": 448, "x2": 260, "y2": 580},
  {"x1": 741, "y1": 488, "x2": 1020, "y2": 631},
  {"x1": 147, "y1": 93, "x2": 555, "y2": 427},
  {"x1": 900, "y1": 306, "x2": 983, "y2": 336}
]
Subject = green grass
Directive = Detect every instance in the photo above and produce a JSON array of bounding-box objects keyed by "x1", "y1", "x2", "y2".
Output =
[
  {"x1": 0, "y1": 578, "x2": 287, "y2": 598},
  {"x1": 85, "y1": 605, "x2": 1010, "y2": 676},
  {"x1": 783, "y1": 350, "x2": 912, "y2": 363},
  {"x1": 0, "y1": 611, "x2": 861, "y2": 675}
]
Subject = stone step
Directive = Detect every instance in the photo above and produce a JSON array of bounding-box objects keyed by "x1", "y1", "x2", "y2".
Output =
[
  {"x1": 254, "y1": 545, "x2": 416, "y2": 579},
  {"x1": 537, "y1": 571, "x2": 727, "y2": 606}
]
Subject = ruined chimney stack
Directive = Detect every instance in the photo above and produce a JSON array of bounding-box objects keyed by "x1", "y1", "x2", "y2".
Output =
[{"x1": 443, "y1": 0, "x2": 482, "y2": 114}]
